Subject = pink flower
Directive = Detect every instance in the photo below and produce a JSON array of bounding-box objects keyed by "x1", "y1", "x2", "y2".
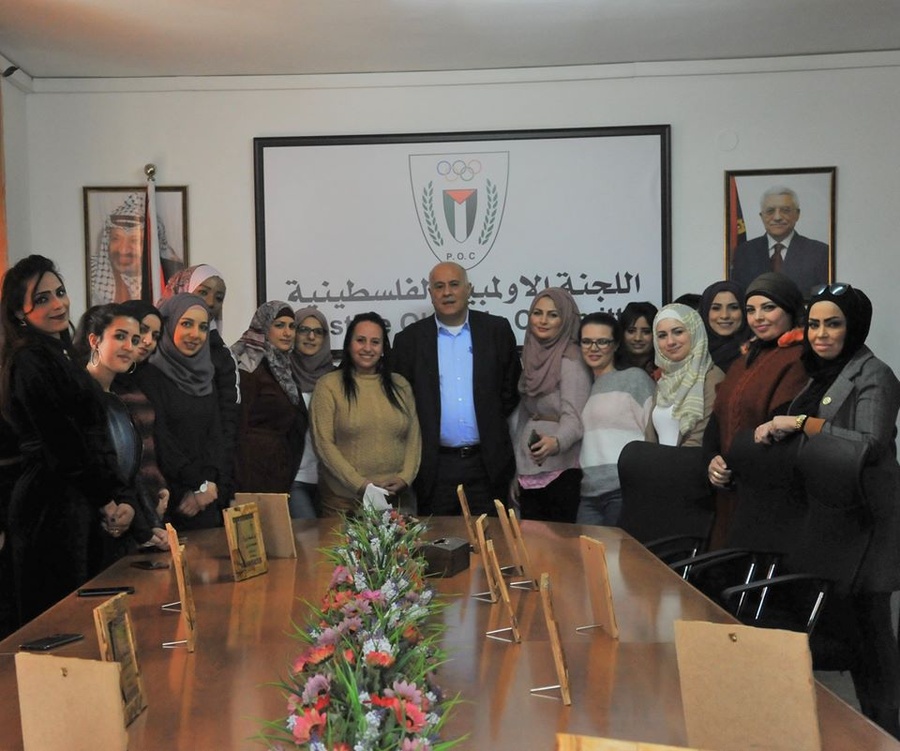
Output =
[
  {"x1": 396, "y1": 700, "x2": 428, "y2": 734},
  {"x1": 329, "y1": 565, "x2": 354, "y2": 589},
  {"x1": 291, "y1": 708, "x2": 327, "y2": 743},
  {"x1": 401, "y1": 739, "x2": 431, "y2": 751},
  {"x1": 387, "y1": 680, "x2": 424, "y2": 707}
]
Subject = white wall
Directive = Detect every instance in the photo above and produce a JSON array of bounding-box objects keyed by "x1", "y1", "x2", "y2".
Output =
[
  {"x1": 5, "y1": 54, "x2": 900, "y2": 368},
  {"x1": 1, "y1": 77, "x2": 30, "y2": 261}
]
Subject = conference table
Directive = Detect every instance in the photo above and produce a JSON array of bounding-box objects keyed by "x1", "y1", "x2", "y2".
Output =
[{"x1": 0, "y1": 517, "x2": 897, "y2": 750}]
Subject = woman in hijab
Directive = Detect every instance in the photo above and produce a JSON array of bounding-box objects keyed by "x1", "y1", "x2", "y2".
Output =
[
  {"x1": 512, "y1": 288, "x2": 592, "y2": 523},
  {"x1": 753, "y1": 283, "x2": 900, "y2": 737},
  {"x1": 289, "y1": 307, "x2": 333, "y2": 518},
  {"x1": 136, "y1": 293, "x2": 224, "y2": 530},
  {"x1": 232, "y1": 301, "x2": 308, "y2": 497},
  {"x1": 648, "y1": 303, "x2": 724, "y2": 447},
  {"x1": 704, "y1": 272, "x2": 809, "y2": 545},
  {"x1": 159, "y1": 264, "x2": 238, "y2": 506},
  {"x1": 699, "y1": 280, "x2": 750, "y2": 373}
]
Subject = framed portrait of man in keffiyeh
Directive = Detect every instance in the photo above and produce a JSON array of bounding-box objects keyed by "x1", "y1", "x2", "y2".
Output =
[{"x1": 83, "y1": 186, "x2": 189, "y2": 307}]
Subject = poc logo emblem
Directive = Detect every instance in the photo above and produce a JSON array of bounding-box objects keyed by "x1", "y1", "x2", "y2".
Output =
[{"x1": 410, "y1": 152, "x2": 509, "y2": 268}]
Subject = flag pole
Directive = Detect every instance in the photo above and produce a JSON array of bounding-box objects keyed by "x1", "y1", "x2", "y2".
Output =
[{"x1": 145, "y1": 164, "x2": 163, "y2": 302}]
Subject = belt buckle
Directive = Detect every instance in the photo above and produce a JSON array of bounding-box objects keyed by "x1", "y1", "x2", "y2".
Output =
[{"x1": 459, "y1": 445, "x2": 476, "y2": 458}]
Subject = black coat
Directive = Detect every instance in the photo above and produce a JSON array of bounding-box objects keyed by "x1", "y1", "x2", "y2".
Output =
[
  {"x1": 392, "y1": 310, "x2": 521, "y2": 501},
  {"x1": 6, "y1": 335, "x2": 123, "y2": 621},
  {"x1": 136, "y1": 363, "x2": 225, "y2": 530}
]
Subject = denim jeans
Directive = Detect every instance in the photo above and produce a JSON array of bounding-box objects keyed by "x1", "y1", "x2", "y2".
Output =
[
  {"x1": 288, "y1": 481, "x2": 319, "y2": 519},
  {"x1": 576, "y1": 488, "x2": 623, "y2": 527}
]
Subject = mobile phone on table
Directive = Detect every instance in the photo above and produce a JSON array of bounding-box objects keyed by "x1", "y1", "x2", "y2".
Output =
[
  {"x1": 20, "y1": 633, "x2": 84, "y2": 651},
  {"x1": 77, "y1": 585, "x2": 135, "y2": 597},
  {"x1": 131, "y1": 560, "x2": 169, "y2": 570}
]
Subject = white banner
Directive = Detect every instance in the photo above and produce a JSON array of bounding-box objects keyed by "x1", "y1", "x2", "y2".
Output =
[{"x1": 255, "y1": 127, "x2": 669, "y2": 344}]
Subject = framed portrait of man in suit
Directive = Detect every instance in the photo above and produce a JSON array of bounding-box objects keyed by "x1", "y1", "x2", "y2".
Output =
[{"x1": 725, "y1": 167, "x2": 835, "y2": 299}]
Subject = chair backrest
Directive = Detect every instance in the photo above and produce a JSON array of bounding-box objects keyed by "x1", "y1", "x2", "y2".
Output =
[
  {"x1": 618, "y1": 442, "x2": 714, "y2": 545},
  {"x1": 724, "y1": 430, "x2": 810, "y2": 553},
  {"x1": 791, "y1": 432, "x2": 873, "y2": 590}
]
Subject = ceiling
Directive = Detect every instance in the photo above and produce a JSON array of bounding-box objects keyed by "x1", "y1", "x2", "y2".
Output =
[{"x1": 0, "y1": 0, "x2": 899, "y2": 80}]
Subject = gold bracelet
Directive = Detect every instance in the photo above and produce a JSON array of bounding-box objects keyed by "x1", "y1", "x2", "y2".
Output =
[{"x1": 794, "y1": 414, "x2": 808, "y2": 431}]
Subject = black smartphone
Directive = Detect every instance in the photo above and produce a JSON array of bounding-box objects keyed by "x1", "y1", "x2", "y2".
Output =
[
  {"x1": 20, "y1": 633, "x2": 84, "y2": 651},
  {"x1": 76, "y1": 586, "x2": 135, "y2": 597},
  {"x1": 130, "y1": 560, "x2": 169, "y2": 570},
  {"x1": 528, "y1": 429, "x2": 542, "y2": 449}
]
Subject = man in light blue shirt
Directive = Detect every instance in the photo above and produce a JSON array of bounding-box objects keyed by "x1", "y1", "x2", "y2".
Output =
[{"x1": 394, "y1": 262, "x2": 521, "y2": 515}]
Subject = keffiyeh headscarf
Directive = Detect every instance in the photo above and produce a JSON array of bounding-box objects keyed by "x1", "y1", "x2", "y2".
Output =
[
  {"x1": 290, "y1": 307, "x2": 333, "y2": 393},
  {"x1": 520, "y1": 287, "x2": 582, "y2": 398},
  {"x1": 158, "y1": 264, "x2": 225, "y2": 330},
  {"x1": 231, "y1": 301, "x2": 300, "y2": 406},
  {"x1": 653, "y1": 303, "x2": 713, "y2": 438},
  {"x1": 90, "y1": 193, "x2": 178, "y2": 306},
  {"x1": 149, "y1": 293, "x2": 215, "y2": 397},
  {"x1": 90, "y1": 193, "x2": 144, "y2": 305}
]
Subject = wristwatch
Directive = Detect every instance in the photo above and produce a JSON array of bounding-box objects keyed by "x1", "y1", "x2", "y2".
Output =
[
  {"x1": 197, "y1": 481, "x2": 209, "y2": 493},
  {"x1": 794, "y1": 414, "x2": 808, "y2": 432}
]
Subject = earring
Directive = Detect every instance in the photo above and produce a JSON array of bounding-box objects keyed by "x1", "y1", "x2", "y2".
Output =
[
  {"x1": 90, "y1": 348, "x2": 100, "y2": 367},
  {"x1": 17, "y1": 318, "x2": 26, "y2": 328}
]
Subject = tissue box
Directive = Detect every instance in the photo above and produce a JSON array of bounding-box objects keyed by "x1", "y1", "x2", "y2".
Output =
[{"x1": 420, "y1": 537, "x2": 470, "y2": 577}]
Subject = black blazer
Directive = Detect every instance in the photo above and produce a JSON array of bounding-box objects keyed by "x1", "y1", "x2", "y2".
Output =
[
  {"x1": 392, "y1": 309, "x2": 521, "y2": 500},
  {"x1": 730, "y1": 233, "x2": 829, "y2": 298}
]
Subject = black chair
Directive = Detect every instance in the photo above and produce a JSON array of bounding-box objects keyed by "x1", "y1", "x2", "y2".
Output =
[
  {"x1": 617, "y1": 441, "x2": 715, "y2": 564},
  {"x1": 667, "y1": 429, "x2": 811, "y2": 595},
  {"x1": 719, "y1": 432, "x2": 873, "y2": 648}
]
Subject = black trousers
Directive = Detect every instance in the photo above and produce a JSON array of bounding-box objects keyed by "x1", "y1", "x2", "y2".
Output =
[
  {"x1": 420, "y1": 450, "x2": 504, "y2": 517},
  {"x1": 851, "y1": 591, "x2": 900, "y2": 738}
]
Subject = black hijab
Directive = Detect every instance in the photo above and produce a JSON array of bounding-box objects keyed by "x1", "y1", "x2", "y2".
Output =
[
  {"x1": 792, "y1": 284, "x2": 872, "y2": 416},
  {"x1": 699, "y1": 280, "x2": 749, "y2": 372},
  {"x1": 743, "y1": 272, "x2": 804, "y2": 366},
  {"x1": 148, "y1": 293, "x2": 215, "y2": 397}
]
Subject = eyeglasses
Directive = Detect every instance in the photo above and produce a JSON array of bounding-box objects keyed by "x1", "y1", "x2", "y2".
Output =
[
  {"x1": 811, "y1": 283, "x2": 851, "y2": 297},
  {"x1": 580, "y1": 338, "x2": 615, "y2": 350},
  {"x1": 298, "y1": 325, "x2": 326, "y2": 337}
]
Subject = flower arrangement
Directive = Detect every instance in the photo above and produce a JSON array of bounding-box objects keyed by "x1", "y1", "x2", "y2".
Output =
[{"x1": 260, "y1": 506, "x2": 463, "y2": 751}]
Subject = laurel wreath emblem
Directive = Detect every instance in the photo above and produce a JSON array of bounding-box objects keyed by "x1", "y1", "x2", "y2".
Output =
[
  {"x1": 421, "y1": 182, "x2": 443, "y2": 247},
  {"x1": 478, "y1": 179, "x2": 498, "y2": 246}
]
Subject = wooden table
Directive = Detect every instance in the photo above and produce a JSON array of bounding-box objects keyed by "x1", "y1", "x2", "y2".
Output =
[{"x1": 0, "y1": 518, "x2": 896, "y2": 750}]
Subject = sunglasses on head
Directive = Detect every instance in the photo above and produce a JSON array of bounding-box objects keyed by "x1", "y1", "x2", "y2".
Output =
[{"x1": 811, "y1": 282, "x2": 851, "y2": 297}]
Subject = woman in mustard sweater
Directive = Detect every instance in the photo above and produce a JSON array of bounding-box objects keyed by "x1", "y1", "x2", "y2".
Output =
[{"x1": 310, "y1": 312, "x2": 420, "y2": 516}]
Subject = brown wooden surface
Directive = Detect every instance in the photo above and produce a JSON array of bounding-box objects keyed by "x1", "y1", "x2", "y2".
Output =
[{"x1": 0, "y1": 518, "x2": 897, "y2": 750}]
